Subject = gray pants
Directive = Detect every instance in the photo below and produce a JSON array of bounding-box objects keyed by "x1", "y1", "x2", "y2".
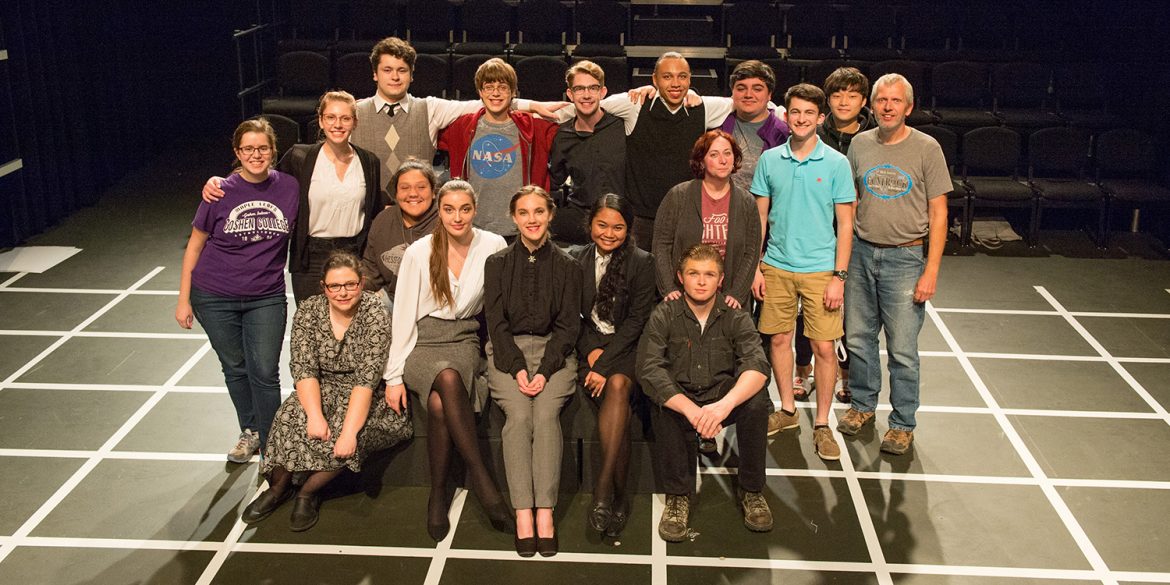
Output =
[{"x1": 487, "y1": 335, "x2": 578, "y2": 509}]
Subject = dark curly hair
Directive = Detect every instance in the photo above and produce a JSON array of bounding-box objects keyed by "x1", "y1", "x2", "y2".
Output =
[{"x1": 589, "y1": 193, "x2": 635, "y2": 324}]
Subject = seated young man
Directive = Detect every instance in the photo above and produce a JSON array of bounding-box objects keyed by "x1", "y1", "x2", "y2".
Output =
[
  {"x1": 438, "y1": 58, "x2": 558, "y2": 238},
  {"x1": 637, "y1": 243, "x2": 774, "y2": 542}
]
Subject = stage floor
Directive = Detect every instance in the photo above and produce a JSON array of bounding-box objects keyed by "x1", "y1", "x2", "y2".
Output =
[{"x1": 0, "y1": 149, "x2": 1168, "y2": 584}]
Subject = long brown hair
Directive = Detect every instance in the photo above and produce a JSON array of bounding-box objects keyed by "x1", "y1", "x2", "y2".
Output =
[{"x1": 429, "y1": 180, "x2": 477, "y2": 310}]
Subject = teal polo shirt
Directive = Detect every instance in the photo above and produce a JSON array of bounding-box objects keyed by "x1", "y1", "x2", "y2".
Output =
[{"x1": 750, "y1": 135, "x2": 856, "y2": 273}]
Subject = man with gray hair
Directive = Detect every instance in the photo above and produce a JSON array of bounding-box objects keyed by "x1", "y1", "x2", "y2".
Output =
[{"x1": 836, "y1": 74, "x2": 951, "y2": 455}]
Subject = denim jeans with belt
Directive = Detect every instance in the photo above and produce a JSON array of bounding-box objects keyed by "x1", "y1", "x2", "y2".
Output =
[
  {"x1": 844, "y1": 237, "x2": 926, "y2": 432},
  {"x1": 190, "y1": 286, "x2": 287, "y2": 450}
]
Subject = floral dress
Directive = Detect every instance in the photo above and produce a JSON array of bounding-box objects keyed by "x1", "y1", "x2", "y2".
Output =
[{"x1": 262, "y1": 292, "x2": 412, "y2": 474}]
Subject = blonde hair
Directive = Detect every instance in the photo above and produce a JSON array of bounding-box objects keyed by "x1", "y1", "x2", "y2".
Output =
[{"x1": 565, "y1": 60, "x2": 605, "y2": 88}]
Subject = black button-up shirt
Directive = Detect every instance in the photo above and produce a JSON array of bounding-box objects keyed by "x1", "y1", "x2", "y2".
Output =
[{"x1": 636, "y1": 296, "x2": 771, "y2": 406}]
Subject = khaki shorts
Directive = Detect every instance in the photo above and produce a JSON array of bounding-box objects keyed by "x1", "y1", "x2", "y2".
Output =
[{"x1": 758, "y1": 263, "x2": 843, "y2": 340}]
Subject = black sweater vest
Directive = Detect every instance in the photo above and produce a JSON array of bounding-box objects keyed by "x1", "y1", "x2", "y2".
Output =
[{"x1": 624, "y1": 99, "x2": 706, "y2": 218}]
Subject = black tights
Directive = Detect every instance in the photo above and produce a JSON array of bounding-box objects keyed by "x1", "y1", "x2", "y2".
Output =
[
  {"x1": 268, "y1": 465, "x2": 341, "y2": 497},
  {"x1": 594, "y1": 374, "x2": 632, "y2": 505},
  {"x1": 427, "y1": 369, "x2": 505, "y2": 524}
]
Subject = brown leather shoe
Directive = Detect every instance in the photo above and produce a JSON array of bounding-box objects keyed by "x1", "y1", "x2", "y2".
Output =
[
  {"x1": 836, "y1": 408, "x2": 875, "y2": 436},
  {"x1": 880, "y1": 428, "x2": 914, "y2": 455}
]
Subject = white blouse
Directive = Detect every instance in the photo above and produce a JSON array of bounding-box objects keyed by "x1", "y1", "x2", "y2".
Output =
[
  {"x1": 383, "y1": 228, "x2": 508, "y2": 386},
  {"x1": 590, "y1": 249, "x2": 615, "y2": 335},
  {"x1": 307, "y1": 151, "x2": 366, "y2": 238}
]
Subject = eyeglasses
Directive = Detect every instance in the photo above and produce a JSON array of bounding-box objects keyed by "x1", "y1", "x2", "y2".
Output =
[
  {"x1": 321, "y1": 114, "x2": 355, "y2": 125},
  {"x1": 479, "y1": 83, "x2": 512, "y2": 95},
  {"x1": 237, "y1": 145, "x2": 272, "y2": 156},
  {"x1": 323, "y1": 281, "x2": 361, "y2": 293},
  {"x1": 570, "y1": 84, "x2": 603, "y2": 95}
]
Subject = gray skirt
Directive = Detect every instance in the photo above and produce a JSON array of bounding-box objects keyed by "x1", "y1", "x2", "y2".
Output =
[{"x1": 403, "y1": 316, "x2": 488, "y2": 412}]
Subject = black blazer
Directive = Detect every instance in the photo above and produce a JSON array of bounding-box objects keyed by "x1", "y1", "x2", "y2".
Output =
[
  {"x1": 573, "y1": 243, "x2": 658, "y2": 377},
  {"x1": 277, "y1": 142, "x2": 386, "y2": 273}
]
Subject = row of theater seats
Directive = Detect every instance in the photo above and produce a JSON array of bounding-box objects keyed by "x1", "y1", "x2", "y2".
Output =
[
  {"x1": 920, "y1": 125, "x2": 1167, "y2": 249},
  {"x1": 262, "y1": 52, "x2": 1127, "y2": 134},
  {"x1": 281, "y1": 0, "x2": 1158, "y2": 64}
]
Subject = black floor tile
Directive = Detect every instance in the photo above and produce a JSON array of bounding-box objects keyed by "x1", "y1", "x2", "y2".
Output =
[
  {"x1": 0, "y1": 456, "x2": 86, "y2": 535},
  {"x1": 860, "y1": 479, "x2": 1090, "y2": 569},
  {"x1": 974, "y1": 358, "x2": 1153, "y2": 412},
  {"x1": 1061, "y1": 486, "x2": 1170, "y2": 573},
  {"x1": 1010, "y1": 416, "x2": 1170, "y2": 481},
  {"x1": 0, "y1": 546, "x2": 212, "y2": 585},
  {"x1": 213, "y1": 552, "x2": 431, "y2": 585},
  {"x1": 1120, "y1": 362, "x2": 1170, "y2": 412},
  {"x1": 892, "y1": 575, "x2": 1099, "y2": 584},
  {"x1": 844, "y1": 412, "x2": 1029, "y2": 478},
  {"x1": 30, "y1": 459, "x2": 256, "y2": 541},
  {"x1": 670, "y1": 566, "x2": 878, "y2": 584},
  {"x1": 0, "y1": 335, "x2": 61, "y2": 380},
  {"x1": 1077, "y1": 316, "x2": 1170, "y2": 359},
  {"x1": 0, "y1": 389, "x2": 151, "y2": 450},
  {"x1": 240, "y1": 485, "x2": 439, "y2": 549},
  {"x1": 85, "y1": 293, "x2": 202, "y2": 334},
  {"x1": 15, "y1": 337, "x2": 208, "y2": 385},
  {"x1": 0, "y1": 291, "x2": 117, "y2": 331},
  {"x1": 440, "y1": 557, "x2": 650, "y2": 583},
  {"x1": 938, "y1": 313, "x2": 1096, "y2": 356},
  {"x1": 116, "y1": 392, "x2": 250, "y2": 454},
  {"x1": 668, "y1": 475, "x2": 871, "y2": 562},
  {"x1": 933, "y1": 258, "x2": 1055, "y2": 311}
]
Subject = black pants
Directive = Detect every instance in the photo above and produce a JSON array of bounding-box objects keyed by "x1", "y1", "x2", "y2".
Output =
[
  {"x1": 291, "y1": 236, "x2": 362, "y2": 304},
  {"x1": 655, "y1": 388, "x2": 771, "y2": 495}
]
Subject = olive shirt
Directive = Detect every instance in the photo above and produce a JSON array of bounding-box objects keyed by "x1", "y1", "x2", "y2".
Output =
[{"x1": 637, "y1": 296, "x2": 771, "y2": 406}]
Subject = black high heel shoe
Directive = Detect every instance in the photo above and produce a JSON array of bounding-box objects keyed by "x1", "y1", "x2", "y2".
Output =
[
  {"x1": 514, "y1": 536, "x2": 537, "y2": 557},
  {"x1": 537, "y1": 534, "x2": 558, "y2": 557},
  {"x1": 605, "y1": 498, "x2": 630, "y2": 537},
  {"x1": 427, "y1": 491, "x2": 451, "y2": 541},
  {"x1": 484, "y1": 499, "x2": 516, "y2": 534}
]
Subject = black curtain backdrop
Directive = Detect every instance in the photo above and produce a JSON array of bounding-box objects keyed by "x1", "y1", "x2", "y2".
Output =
[{"x1": 0, "y1": 1, "x2": 243, "y2": 248}]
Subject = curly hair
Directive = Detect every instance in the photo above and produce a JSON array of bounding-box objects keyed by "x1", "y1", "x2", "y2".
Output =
[{"x1": 589, "y1": 194, "x2": 636, "y2": 324}]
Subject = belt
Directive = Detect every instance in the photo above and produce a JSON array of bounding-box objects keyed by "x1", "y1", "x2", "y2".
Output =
[
  {"x1": 308, "y1": 235, "x2": 362, "y2": 250},
  {"x1": 862, "y1": 237, "x2": 924, "y2": 248}
]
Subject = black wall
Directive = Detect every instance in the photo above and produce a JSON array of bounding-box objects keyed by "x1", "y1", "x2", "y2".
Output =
[{"x1": 0, "y1": 1, "x2": 249, "y2": 248}]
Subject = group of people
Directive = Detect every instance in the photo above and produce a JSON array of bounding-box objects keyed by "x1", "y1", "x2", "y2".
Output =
[{"x1": 173, "y1": 35, "x2": 950, "y2": 553}]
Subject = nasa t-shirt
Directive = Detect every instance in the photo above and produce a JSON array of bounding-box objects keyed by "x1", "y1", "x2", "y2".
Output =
[
  {"x1": 190, "y1": 170, "x2": 299, "y2": 298},
  {"x1": 468, "y1": 117, "x2": 523, "y2": 236},
  {"x1": 847, "y1": 128, "x2": 951, "y2": 245}
]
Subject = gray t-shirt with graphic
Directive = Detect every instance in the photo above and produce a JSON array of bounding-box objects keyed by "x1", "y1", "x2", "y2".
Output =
[
  {"x1": 847, "y1": 128, "x2": 952, "y2": 245},
  {"x1": 468, "y1": 117, "x2": 523, "y2": 236},
  {"x1": 731, "y1": 118, "x2": 766, "y2": 194}
]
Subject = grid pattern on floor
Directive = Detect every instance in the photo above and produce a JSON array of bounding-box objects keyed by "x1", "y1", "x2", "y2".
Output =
[{"x1": 1, "y1": 259, "x2": 1169, "y2": 585}]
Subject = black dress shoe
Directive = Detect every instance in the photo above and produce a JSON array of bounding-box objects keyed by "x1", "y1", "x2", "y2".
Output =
[
  {"x1": 537, "y1": 534, "x2": 558, "y2": 557},
  {"x1": 289, "y1": 494, "x2": 321, "y2": 532},
  {"x1": 588, "y1": 499, "x2": 613, "y2": 533},
  {"x1": 605, "y1": 500, "x2": 630, "y2": 538},
  {"x1": 242, "y1": 487, "x2": 292, "y2": 524},
  {"x1": 514, "y1": 536, "x2": 537, "y2": 558},
  {"x1": 485, "y1": 500, "x2": 516, "y2": 534},
  {"x1": 427, "y1": 492, "x2": 451, "y2": 541}
]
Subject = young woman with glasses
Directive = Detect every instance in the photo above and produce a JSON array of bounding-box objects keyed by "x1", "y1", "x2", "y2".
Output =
[{"x1": 176, "y1": 118, "x2": 299, "y2": 464}]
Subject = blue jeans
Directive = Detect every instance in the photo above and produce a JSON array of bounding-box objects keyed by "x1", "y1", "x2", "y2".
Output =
[
  {"x1": 844, "y1": 237, "x2": 926, "y2": 432},
  {"x1": 190, "y1": 286, "x2": 287, "y2": 450}
]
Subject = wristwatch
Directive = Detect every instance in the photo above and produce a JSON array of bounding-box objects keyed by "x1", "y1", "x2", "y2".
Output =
[{"x1": 832, "y1": 270, "x2": 849, "y2": 281}]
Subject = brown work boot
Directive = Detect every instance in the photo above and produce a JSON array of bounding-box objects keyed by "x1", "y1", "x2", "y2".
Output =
[
  {"x1": 658, "y1": 494, "x2": 690, "y2": 543},
  {"x1": 880, "y1": 429, "x2": 914, "y2": 455},
  {"x1": 813, "y1": 426, "x2": 841, "y2": 461},
  {"x1": 767, "y1": 409, "x2": 800, "y2": 436},
  {"x1": 836, "y1": 408, "x2": 875, "y2": 436},
  {"x1": 737, "y1": 489, "x2": 773, "y2": 532}
]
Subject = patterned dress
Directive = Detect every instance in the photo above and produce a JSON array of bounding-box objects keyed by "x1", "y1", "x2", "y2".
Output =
[{"x1": 262, "y1": 292, "x2": 412, "y2": 474}]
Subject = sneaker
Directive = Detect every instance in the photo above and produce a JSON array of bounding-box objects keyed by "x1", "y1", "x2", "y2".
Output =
[
  {"x1": 738, "y1": 489, "x2": 773, "y2": 532},
  {"x1": 658, "y1": 494, "x2": 690, "y2": 542},
  {"x1": 227, "y1": 429, "x2": 260, "y2": 464},
  {"x1": 813, "y1": 426, "x2": 841, "y2": 461},
  {"x1": 767, "y1": 409, "x2": 800, "y2": 436},
  {"x1": 880, "y1": 429, "x2": 914, "y2": 455},
  {"x1": 836, "y1": 409, "x2": 874, "y2": 436}
]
